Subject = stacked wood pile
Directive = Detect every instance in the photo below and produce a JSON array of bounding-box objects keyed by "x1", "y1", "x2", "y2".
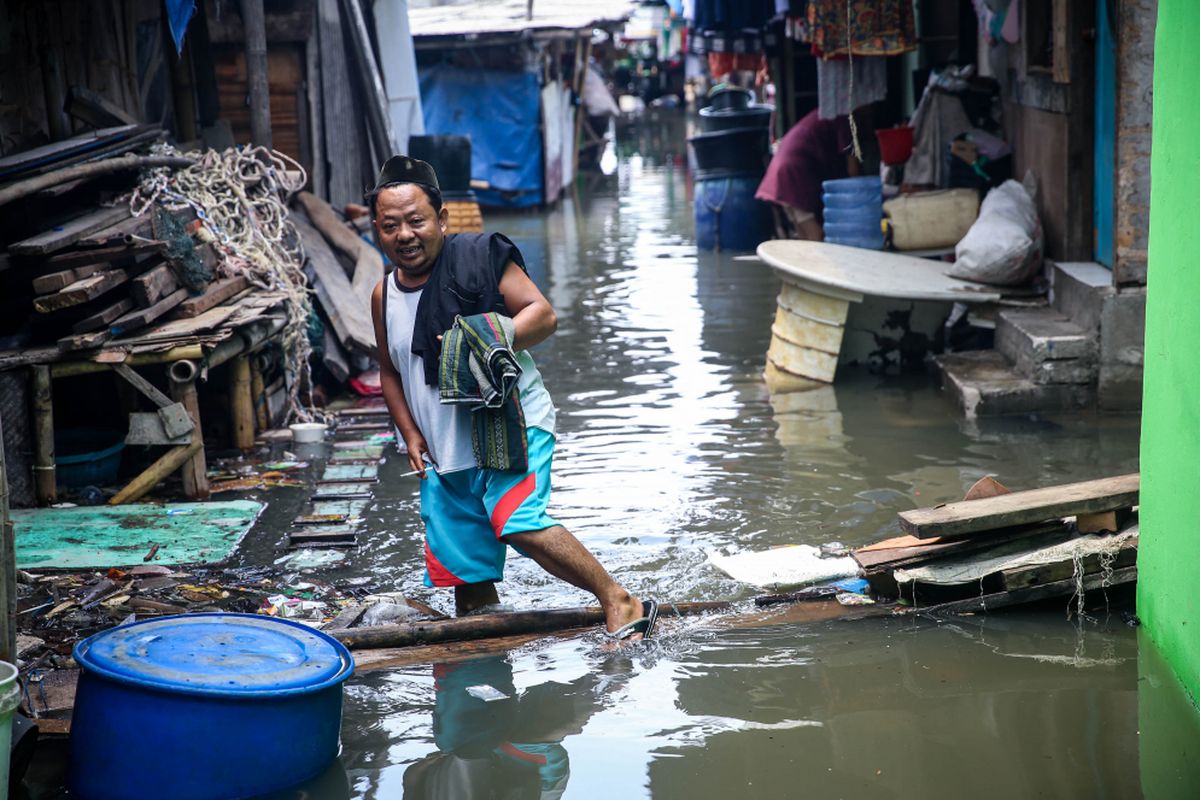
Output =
[
  {"x1": 853, "y1": 474, "x2": 1140, "y2": 615},
  {"x1": 0, "y1": 126, "x2": 253, "y2": 355}
]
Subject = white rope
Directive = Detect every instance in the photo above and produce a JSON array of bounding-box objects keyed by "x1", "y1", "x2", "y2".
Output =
[
  {"x1": 846, "y1": 0, "x2": 863, "y2": 162},
  {"x1": 131, "y1": 144, "x2": 320, "y2": 424}
]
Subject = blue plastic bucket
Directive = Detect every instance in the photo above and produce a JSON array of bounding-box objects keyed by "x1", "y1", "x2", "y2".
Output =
[
  {"x1": 695, "y1": 175, "x2": 773, "y2": 251},
  {"x1": 55, "y1": 429, "x2": 124, "y2": 487},
  {"x1": 69, "y1": 613, "x2": 354, "y2": 800}
]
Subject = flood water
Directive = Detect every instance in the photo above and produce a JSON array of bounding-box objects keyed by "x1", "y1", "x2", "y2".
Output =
[{"x1": 255, "y1": 112, "x2": 1200, "y2": 799}]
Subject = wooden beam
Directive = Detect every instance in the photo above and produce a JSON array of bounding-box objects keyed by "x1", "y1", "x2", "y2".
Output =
[
  {"x1": 72, "y1": 297, "x2": 134, "y2": 334},
  {"x1": 109, "y1": 288, "x2": 187, "y2": 335},
  {"x1": 10, "y1": 206, "x2": 132, "y2": 255},
  {"x1": 175, "y1": 275, "x2": 249, "y2": 317},
  {"x1": 170, "y1": 379, "x2": 209, "y2": 500},
  {"x1": 899, "y1": 474, "x2": 1140, "y2": 539},
  {"x1": 241, "y1": 0, "x2": 273, "y2": 148},
  {"x1": 230, "y1": 355, "x2": 255, "y2": 450},
  {"x1": 250, "y1": 357, "x2": 268, "y2": 430},
  {"x1": 916, "y1": 565, "x2": 1138, "y2": 616},
  {"x1": 130, "y1": 264, "x2": 180, "y2": 307},
  {"x1": 111, "y1": 363, "x2": 174, "y2": 409},
  {"x1": 0, "y1": 409, "x2": 14, "y2": 662},
  {"x1": 108, "y1": 440, "x2": 202, "y2": 505},
  {"x1": 32, "y1": 269, "x2": 129, "y2": 313},
  {"x1": 32, "y1": 263, "x2": 107, "y2": 295},
  {"x1": 31, "y1": 365, "x2": 56, "y2": 504},
  {"x1": 0, "y1": 156, "x2": 193, "y2": 209}
]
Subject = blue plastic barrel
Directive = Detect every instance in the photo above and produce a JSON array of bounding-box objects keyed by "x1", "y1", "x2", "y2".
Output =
[
  {"x1": 69, "y1": 613, "x2": 354, "y2": 800},
  {"x1": 822, "y1": 176, "x2": 882, "y2": 249},
  {"x1": 695, "y1": 175, "x2": 773, "y2": 251}
]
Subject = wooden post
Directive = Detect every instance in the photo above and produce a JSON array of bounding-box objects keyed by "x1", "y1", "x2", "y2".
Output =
[
  {"x1": 170, "y1": 379, "x2": 210, "y2": 500},
  {"x1": 250, "y1": 358, "x2": 269, "y2": 431},
  {"x1": 0, "y1": 408, "x2": 15, "y2": 664},
  {"x1": 109, "y1": 441, "x2": 202, "y2": 505},
  {"x1": 241, "y1": 0, "x2": 273, "y2": 148},
  {"x1": 230, "y1": 355, "x2": 255, "y2": 450},
  {"x1": 31, "y1": 365, "x2": 56, "y2": 505},
  {"x1": 571, "y1": 35, "x2": 592, "y2": 182}
]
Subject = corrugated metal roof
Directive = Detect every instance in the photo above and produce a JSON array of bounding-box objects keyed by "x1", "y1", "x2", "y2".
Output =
[{"x1": 407, "y1": 0, "x2": 638, "y2": 39}]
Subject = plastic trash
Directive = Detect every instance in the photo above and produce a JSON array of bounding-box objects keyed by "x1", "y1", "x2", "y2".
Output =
[{"x1": 360, "y1": 602, "x2": 421, "y2": 627}]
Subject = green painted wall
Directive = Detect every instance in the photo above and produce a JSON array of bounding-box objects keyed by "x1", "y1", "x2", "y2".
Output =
[{"x1": 1138, "y1": 0, "x2": 1200, "y2": 707}]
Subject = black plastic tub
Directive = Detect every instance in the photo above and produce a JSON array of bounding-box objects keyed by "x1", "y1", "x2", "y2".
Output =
[
  {"x1": 407, "y1": 134, "x2": 472, "y2": 193},
  {"x1": 699, "y1": 103, "x2": 774, "y2": 133},
  {"x1": 688, "y1": 127, "x2": 771, "y2": 180}
]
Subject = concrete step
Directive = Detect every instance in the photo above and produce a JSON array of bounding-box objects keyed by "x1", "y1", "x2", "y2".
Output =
[
  {"x1": 994, "y1": 307, "x2": 1097, "y2": 385},
  {"x1": 1049, "y1": 261, "x2": 1112, "y2": 331},
  {"x1": 935, "y1": 350, "x2": 1095, "y2": 417}
]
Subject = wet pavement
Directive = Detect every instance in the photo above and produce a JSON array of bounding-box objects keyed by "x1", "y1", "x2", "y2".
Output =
[{"x1": 230, "y1": 113, "x2": 1198, "y2": 797}]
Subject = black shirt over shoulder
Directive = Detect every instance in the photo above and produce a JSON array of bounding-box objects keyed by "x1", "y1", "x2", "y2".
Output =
[{"x1": 411, "y1": 232, "x2": 527, "y2": 386}]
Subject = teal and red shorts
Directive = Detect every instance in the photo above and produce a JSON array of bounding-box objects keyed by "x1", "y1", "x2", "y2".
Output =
[{"x1": 419, "y1": 427, "x2": 559, "y2": 587}]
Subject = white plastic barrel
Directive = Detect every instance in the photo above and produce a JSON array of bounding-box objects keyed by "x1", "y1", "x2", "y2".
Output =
[{"x1": 0, "y1": 660, "x2": 21, "y2": 794}]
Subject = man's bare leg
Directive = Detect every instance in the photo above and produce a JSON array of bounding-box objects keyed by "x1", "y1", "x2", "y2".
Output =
[
  {"x1": 454, "y1": 581, "x2": 500, "y2": 616},
  {"x1": 505, "y1": 525, "x2": 647, "y2": 637}
]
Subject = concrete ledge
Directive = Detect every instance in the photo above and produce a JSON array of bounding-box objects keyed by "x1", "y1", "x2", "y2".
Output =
[
  {"x1": 996, "y1": 307, "x2": 1096, "y2": 362},
  {"x1": 1050, "y1": 261, "x2": 1112, "y2": 331},
  {"x1": 936, "y1": 350, "x2": 1095, "y2": 417}
]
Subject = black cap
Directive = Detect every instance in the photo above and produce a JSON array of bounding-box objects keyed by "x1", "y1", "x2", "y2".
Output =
[{"x1": 370, "y1": 155, "x2": 440, "y2": 194}]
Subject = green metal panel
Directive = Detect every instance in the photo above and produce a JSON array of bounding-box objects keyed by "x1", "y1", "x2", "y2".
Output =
[
  {"x1": 1139, "y1": 0, "x2": 1200, "y2": 707},
  {"x1": 10, "y1": 500, "x2": 263, "y2": 569}
]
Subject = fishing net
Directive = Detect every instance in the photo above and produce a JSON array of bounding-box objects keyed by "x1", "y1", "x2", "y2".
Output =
[{"x1": 131, "y1": 143, "x2": 320, "y2": 423}]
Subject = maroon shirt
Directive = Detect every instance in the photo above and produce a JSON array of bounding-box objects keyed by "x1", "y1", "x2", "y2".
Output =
[{"x1": 756, "y1": 110, "x2": 853, "y2": 222}]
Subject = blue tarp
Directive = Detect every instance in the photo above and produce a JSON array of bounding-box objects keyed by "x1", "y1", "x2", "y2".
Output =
[
  {"x1": 419, "y1": 66, "x2": 543, "y2": 208},
  {"x1": 164, "y1": 0, "x2": 196, "y2": 55}
]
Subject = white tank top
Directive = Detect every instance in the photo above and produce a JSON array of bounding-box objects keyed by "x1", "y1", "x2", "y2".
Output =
[{"x1": 385, "y1": 274, "x2": 557, "y2": 475}]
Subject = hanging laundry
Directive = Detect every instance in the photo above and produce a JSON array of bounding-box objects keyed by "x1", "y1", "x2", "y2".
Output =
[
  {"x1": 817, "y1": 56, "x2": 887, "y2": 119},
  {"x1": 807, "y1": 0, "x2": 917, "y2": 57}
]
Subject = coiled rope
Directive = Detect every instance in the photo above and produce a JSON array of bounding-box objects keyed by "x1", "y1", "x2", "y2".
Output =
[{"x1": 131, "y1": 143, "x2": 320, "y2": 423}]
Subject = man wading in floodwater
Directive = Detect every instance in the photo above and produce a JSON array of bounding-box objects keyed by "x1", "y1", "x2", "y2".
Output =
[{"x1": 369, "y1": 156, "x2": 658, "y2": 641}]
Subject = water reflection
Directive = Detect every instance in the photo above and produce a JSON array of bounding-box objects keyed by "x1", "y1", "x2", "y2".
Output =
[{"x1": 402, "y1": 656, "x2": 607, "y2": 799}]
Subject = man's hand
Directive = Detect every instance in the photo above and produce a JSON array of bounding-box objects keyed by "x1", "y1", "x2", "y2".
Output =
[{"x1": 403, "y1": 431, "x2": 432, "y2": 478}]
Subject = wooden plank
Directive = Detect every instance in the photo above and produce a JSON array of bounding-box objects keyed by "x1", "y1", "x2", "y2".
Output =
[
  {"x1": 130, "y1": 263, "x2": 180, "y2": 307},
  {"x1": 853, "y1": 522, "x2": 1067, "y2": 571},
  {"x1": 111, "y1": 363, "x2": 174, "y2": 408},
  {"x1": 44, "y1": 240, "x2": 164, "y2": 269},
  {"x1": 110, "y1": 289, "x2": 187, "y2": 335},
  {"x1": 916, "y1": 566, "x2": 1137, "y2": 616},
  {"x1": 32, "y1": 263, "x2": 105, "y2": 295},
  {"x1": 175, "y1": 275, "x2": 249, "y2": 317},
  {"x1": 32, "y1": 269, "x2": 129, "y2": 313},
  {"x1": 10, "y1": 205, "x2": 131, "y2": 255},
  {"x1": 1001, "y1": 543, "x2": 1137, "y2": 592},
  {"x1": 58, "y1": 330, "x2": 112, "y2": 352},
  {"x1": 898, "y1": 474, "x2": 1140, "y2": 539},
  {"x1": 292, "y1": 217, "x2": 376, "y2": 353},
  {"x1": 71, "y1": 297, "x2": 134, "y2": 334}
]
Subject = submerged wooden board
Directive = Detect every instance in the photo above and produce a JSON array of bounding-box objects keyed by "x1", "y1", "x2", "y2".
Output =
[
  {"x1": 915, "y1": 565, "x2": 1138, "y2": 615},
  {"x1": 757, "y1": 240, "x2": 1003, "y2": 304},
  {"x1": 899, "y1": 474, "x2": 1140, "y2": 539}
]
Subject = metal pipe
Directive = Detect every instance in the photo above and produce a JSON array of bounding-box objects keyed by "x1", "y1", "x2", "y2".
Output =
[{"x1": 169, "y1": 359, "x2": 199, "y2": 384}]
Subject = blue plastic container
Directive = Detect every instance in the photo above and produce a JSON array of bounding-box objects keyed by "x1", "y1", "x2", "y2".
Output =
[
  {"x1": 55, "y1": 429, "x2": 124, "y2": 487},
  {"x1": 69, "y1": 613, "x2": 354, "y2": 800},
  {"x1": 822, "y1": 176, "x2": 883, "y2": 249},
  {"x1": 695, "y1": 175, "x2": 773, "y2": 251},
  {"x1": 822, "y1": 205, "x2": 882, "y2": 226}
]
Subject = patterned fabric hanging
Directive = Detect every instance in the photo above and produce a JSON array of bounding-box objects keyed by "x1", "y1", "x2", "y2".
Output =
[{"x1": 807, "y1": 0, "x2": 917, "y2": 57}]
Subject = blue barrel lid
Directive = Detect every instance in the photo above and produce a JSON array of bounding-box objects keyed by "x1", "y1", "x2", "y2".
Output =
[{"x1": 74, "y1": 613, "x2": 353, "y2": 698}]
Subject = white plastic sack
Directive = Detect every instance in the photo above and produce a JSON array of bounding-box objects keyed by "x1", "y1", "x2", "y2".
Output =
[{"x1": 949, "y1": 176, "x2": 1043, "y2": 286}]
